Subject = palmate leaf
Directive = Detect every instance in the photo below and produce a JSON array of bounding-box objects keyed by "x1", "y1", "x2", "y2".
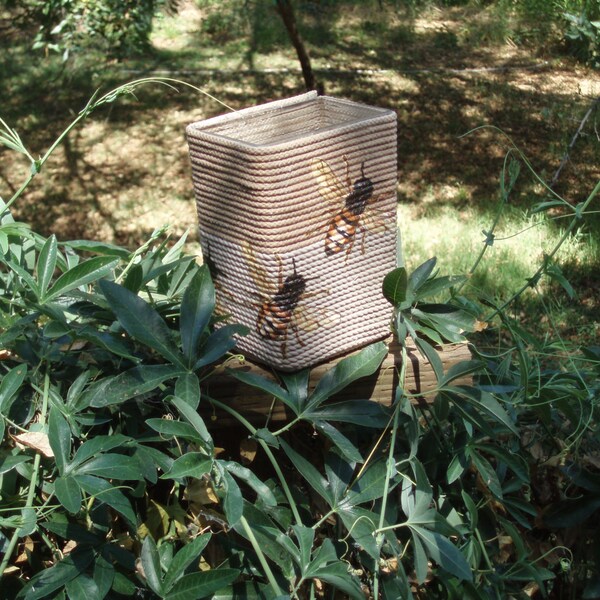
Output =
[
  {"x1": 99, "y1": 280, "x2": 186, "y2": 368},
  {"x1": 161, "y1": 453, "x2": 212, "y2": 480}
]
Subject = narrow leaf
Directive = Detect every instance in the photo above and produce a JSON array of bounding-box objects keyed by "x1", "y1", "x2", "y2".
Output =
[
  {"x1": 161, "y1": 454, "x2": 212, "y2": 480},
  {"x1": 37, "y1": 234, "x2": 58, "y2": 299},
  {"x1": 46, "y1": 257, "x2": 118, "y2": 301},
  {"x1": 163, "y1": 534, "x2": 211, "y2": 592},
  {"x1": 309, "y1": 342, "x2": 387, "y2": 409},
  {"x1": 55, "y1": 476, "x2": 82, "y2": 514},
  {"x1": 412, "y1": 526, "x2": 473, "y2": 582},
  {"x1": 141, "y1": 536, "x2": 164, "y2": 596},
  {"x1": 99, "y1": 280, "x2": 186, "y2": 368},
  {"x1": 0, "y1": 364, "x2": 28, "y2": 412},
  {"x1": 280, "y1": 439, "x2": 332, "y2": 504},
  {"x1": 48, "y1": 406, "x2": 71, "y2": 475},
  {"x1": 165, "y1": 569, "x2": 239, "y2": 600},
  {"x1": 180, "y1": 266, "x2": 214, "y2": 366}
]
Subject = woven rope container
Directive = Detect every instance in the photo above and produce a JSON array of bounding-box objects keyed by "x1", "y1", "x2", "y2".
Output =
[{"x1": 186, "y1": 91, "x2": 397, "y2": 371}]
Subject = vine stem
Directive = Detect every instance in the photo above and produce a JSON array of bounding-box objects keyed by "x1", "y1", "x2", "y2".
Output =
[
  {"x1": 206, "y1": 395, "x2": 302, "y2": 526},
  {"x1": 372, "y1": 345, "x2": 407, "y2": 599},
  {"x1": 0, "y1": 372, "x2": 51, "y2": 578},
  {"x1": 239, "y1": 515, "x2": 284, "y2": 597},
  {"x1": 486, "y1": 178, "x2": 600, "y2": 320}
]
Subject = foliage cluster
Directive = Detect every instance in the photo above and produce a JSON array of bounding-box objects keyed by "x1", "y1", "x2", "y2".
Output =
[
  {"x1": 0, "y1": 82, "x2": 599, "y2": 600},
  {"x1": 2, "y1": 0, "x2": 600, "y2": 66}
]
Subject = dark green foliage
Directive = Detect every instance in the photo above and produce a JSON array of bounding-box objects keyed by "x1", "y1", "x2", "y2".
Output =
[{"x1": 1, "y1": 81, "x2": 599, "y2": 599}]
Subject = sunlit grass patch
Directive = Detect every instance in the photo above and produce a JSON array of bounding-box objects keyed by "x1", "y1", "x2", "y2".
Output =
[{"x1": 398, "y1": 199, "x2": 600, "y2": 307}]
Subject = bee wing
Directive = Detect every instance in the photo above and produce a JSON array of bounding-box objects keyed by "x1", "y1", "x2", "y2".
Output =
[
  {"x1": 312, "y1": 159, "x2": 347, "y2": 209},
  {"x1": 242, "y1": 240, "x2": 271, "y2": 295},
  {"x1": 295, "y1": 305, "x2": 341, "y2": 333},
  {"x1": 363, "y1": 193, "x2": 396, "y2": 234}
]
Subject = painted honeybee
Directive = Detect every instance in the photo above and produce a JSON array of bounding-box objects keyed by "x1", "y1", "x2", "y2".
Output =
[
  {"x1": 310, "y1": 156, "x2": 393, "y2": 260},
  {"x1": 243, "y1": 242, "x2": 338, "y2": 359}
]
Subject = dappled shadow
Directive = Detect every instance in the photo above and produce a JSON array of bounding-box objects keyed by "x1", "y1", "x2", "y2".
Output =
[{"x1": 0, "y1": 3, "x2": 597, "y2": 253}]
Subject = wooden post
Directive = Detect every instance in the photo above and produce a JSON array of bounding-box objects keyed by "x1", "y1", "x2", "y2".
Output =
[{"x1": 202, "y1": 341, "x2": 472, "y2": 426}]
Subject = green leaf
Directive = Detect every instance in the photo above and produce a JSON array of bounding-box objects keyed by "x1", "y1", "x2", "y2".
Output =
[
  {"x1": 438, "y1": 361, "x2": 484, "y2": 388},
  {"x1": 76, "y1": 454, "x2": 142, "y2": 481},
  {"x1": 226, "y1": 370, "x2": 295, "y2": 413},
  {"x1": 0, "y1": 455, "x2": 31, "y2": 475},
  {"x1": 469, "y1": 449, "x2": 503, "y2": 499},
  {"x1": 314, "y1": 421, "x2": 362, "y2": 463},
  {"x1": 64, "y1": 573, "x2": 102, "y2": 600},
  {"x1": 17, "y1": 548, "x2": 95, "y2": 600},
  {"x1": 161, "y1": 453, "x2": 212, "y2": 480},
  {"x1": 93, "y1": 554, "x2": 115, "y2": 599},
  {"x1": 220, "y1": 461, "x2": 277, "y2": 507},
  {"x1": 414, "y1": 275, "x2": 467, "y2": 300},
  {"x1": 221, "y1": 468, "x2": 243, "y2": 526},
  {"x1": 193, "y1": 324, "x2": 249, "y2": 370},
  {"x1": 165, "y1": 569, "x2": 239, "y2": 600},
  {"x1": 408, "y1": 257, "x2": 437, "y2": 294},
  {"x1": 63, "y1": 239, "x2": 130, "y2": 258},
  {"x1": 99, "y1": 280, "x2": 186, "y2": 368},
  {"x1": 146, "y1": 418, "x2": 204, "y2": 442},
  {"x1": 48, "y1": 406, "x2": 71, "y2": 475},
  {"x1": 175, "y1": 373, "x2": 201, "y2": 409},
  {"x1": 411, "y1": 525, "x2": 472, "y2": 582},
  {"x1": 308, "y1": 342, "x2": 387, "y2": 409},
  {"x1": 141, "y1": 535, "x2": 164, "y2": 596},
  {"x1": 71, "y1": 434, "x2": 132, "y2": 469},
  {"x1": 45, "y1": 257, "x2": 118, "y2": 302},
  {"x1": 280, "y1": 439, "x2": 332, "y2": 505},
  {"x1": 546, "y1": 262, "x2": 576, "y2": 299},
  {"x1": 74, "y1": 474, "x2": 137, "y2": 528},
  {"x1": 55, "y1": 476, "x2": 83, "y2": 514},
  {"x1": 180, "y1": 266, "x2": 214, "y2": 367},
  {"x1": 382, "y1": 267, "x2": 409, "y2": 306},
  {"x1": 447, "y1": 454, "x2": 467, "y2": 485},
  {"x1": 171, "y1": 396, "x2": 213, "y2": 450},
  {"x1": 84, "y1": 365, "x2": 182, "y2": 408},
  {"x1": 307, "y1": 399, "x2": 390, "y2": 427},
  {"x1": 307, "y1": 558, "x2": 364, "y2": 599},
  {"x1": 454, "y1": 386, "x2": 518, "y2": 435},
  {"x1": 0, "y1": 364, "x2": 28, "y2": 413},
  {"x1": 37, "y1": 234, "x2": 58, "y2": 299},
  {"x1": 78, "y1": 326, "x2": 140, "y2": 362},
  {"x1": 344, "y1": 459, "x2": 395, "y2": 506},
  {"x1": 324, "y1": 449, "x2": 355, "y2": 505},
  {"x1": 414, "y1": 337, "x2": 443, "y2": 382},
  {"x1": 163, "y1": 534, "x2": 211, "y2": 592}
]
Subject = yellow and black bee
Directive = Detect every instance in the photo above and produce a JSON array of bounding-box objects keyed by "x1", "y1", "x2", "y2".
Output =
[
  {"x1": 311, "y1": 156, "x2": 392, "y2": 259},
  {"x1": 243, "y1": 242, "x2": 337, "y2": 359}
]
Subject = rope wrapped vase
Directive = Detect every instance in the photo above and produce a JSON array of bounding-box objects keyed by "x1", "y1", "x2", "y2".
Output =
[{"x1": 186, "y1": 91, "x2": 398, "y2": 371}]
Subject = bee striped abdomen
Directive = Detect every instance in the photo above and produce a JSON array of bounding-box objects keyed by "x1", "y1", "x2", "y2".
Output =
[
  {"x1": 325, "y1": 209, "x2": 360, "y2": 256},
  {"x1": 257, "y1": 302, "x2": 293, "y2": 340}
]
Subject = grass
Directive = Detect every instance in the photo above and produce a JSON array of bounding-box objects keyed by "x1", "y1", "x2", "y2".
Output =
[{"x1": 0, "y1": 0, "x2": 598, "y2": 342}]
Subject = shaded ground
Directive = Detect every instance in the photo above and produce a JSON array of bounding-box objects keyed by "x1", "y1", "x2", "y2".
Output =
[{"x1": 0, "y1": 1, "x2": 598, "y2": 334}]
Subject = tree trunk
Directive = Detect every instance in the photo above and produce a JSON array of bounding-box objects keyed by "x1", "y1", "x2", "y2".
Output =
[{"x1": 274, "y1": 0, "x2": 318, "y2": 92}]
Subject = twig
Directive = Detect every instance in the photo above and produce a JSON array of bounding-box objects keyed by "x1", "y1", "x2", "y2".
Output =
[{"x1": 549, "y1": 96, "x2": 600, "y2": 190}]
